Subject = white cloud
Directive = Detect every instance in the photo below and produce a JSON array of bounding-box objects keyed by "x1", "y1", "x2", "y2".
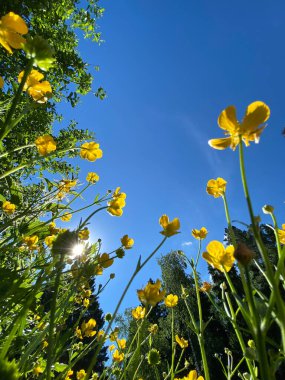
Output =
[{"x1": 182, "y1": 241, "x2": 192, "y2": 246}]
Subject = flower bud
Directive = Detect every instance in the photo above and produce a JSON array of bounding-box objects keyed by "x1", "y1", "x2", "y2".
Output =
[
  {"x1": 234, "y1": 243, "x2": 255, "y2": 266},
  {"x1": 262, "y1": 205, "x2": 274, "y2": 214}
]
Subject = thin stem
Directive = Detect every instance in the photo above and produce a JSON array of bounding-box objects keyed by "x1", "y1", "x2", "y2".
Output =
[
  {"x1": 170, "y1": 308, "x2": 175, "y2": 380},
  {"x1": 222, "y1": 194, "x2": 237, "y2": 247}
]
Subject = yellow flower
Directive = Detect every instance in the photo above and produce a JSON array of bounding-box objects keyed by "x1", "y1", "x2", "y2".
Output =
[
  {"x1": 120, "y1": 234, "x2": 134, "y2": 249},
  {"x1": 33, "y1": 366, "x2": 44, "y2": 376},
  {"x1": 113, "y1": 349, "x2": 124, "y2": 363},
  {"x1": 107, "y1": 187, "x2": 126, "y2": 216},
  {"x1": 278, "y1": 224, "x2": 285, "y2": 244},
  {"x1": 58, "y1": 179, "x2": 77, "y2": 193},
  {"x1": 76, "y1": 369, "x2": 86, "y2": 380},
  {"x1": 45, "y1": 235, "x2": 56, "y2": 247},
  {"x1": 42, "y1": 340, "x2": 49, "y2": 348},
  {"x1": 192, "y1": 227, "x2": 208, "y2": 240},
  {"x1": 159, "y1": 215, "x2": 180, "y2": 237},
  {"x1": 61, "y1": 213, "x2": 72, "y2": 222},
  {"x1": 199, "y1": 282, "x2": 212, "y2": 293},
  {"x1": 137, "y1": 280, "x2": 166, "y2": 307},
  {"x1": 49, "y1": 222, "x2": 60, "y2": 235},
  {"x1": 118, "y1": 338, "x2": 126, "y2": 350},
  {"x1": 83, "y1": 298, "x2": 89, "y2": 308},
  {"x1": 108, "y1": 344, "x2": 115, "y2": 351},
  {"x1": 0, "y1": 12, "x2": 28, "y2": 54},
  {"x1": 80, "y1": 318, "x2": 96, "y2": 338},
  {"x1": 2, "y1": 200, "x2": 16, "y2": 214},
  {"x1": 206, "y1": 178, "x2": 227, "y2": 198},
  {"x1": 202, "y1": 241, "x2": 235, "y2": 273},
  {"x1": 78, "y1": 229, "x2": 90, "y2": 240},
  {"x1": 0, "y1": 76, "x2": 4, "y2": 89},
  {"x1": 65, "y1": 370, "x2": 74, "y2": 380},
  {"x1": 98, "y1": 253, "x2": 114, "y2": 268},
  {"x1": 132, "y1": 306, "x2": 146, "y2": 320},
  {"x1": 18, "y1": 69, "x2": 52, "y2": 103},
  {"x1": 165, "y1": 294, "x2": 178, "y2": 307},
  {"x1": 97, "y1": 330, "x2": 105, "y2": 341},
  {"x1": 175, "y1": 335, "x2": 188, "y2": 349},
  {"x1": 86, "y1": 172, "x2": 99, "y2": 183},
  {"x1": 177, "y1": 370, "x2": 204, "y2": 380},
  {"x1": 80, "y1": 142, "x2": 103, "y2": 162},
  {"x1": 23, "y1": 235, "x2": 39, "y2": 249},
  {"x1": 83, "y1": 289, "x2": 92, "y2": 298},
  {"x1": 209, "y1": 101, "x2": 270, "y2": 150},
  {"x1": 35, "y1": 135, "x2": 56, "y2": 156}
]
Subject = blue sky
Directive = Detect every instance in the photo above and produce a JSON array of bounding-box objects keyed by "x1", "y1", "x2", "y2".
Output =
[{"x1": 56, "y1": 1, "x2": 285, "y2": 314}]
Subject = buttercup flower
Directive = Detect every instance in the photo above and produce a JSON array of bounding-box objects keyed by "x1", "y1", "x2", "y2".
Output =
[
  {"x1": 107, "y1": 187, "x2": 126, "y2": 216},
  {"x1": 86, "y1": 172, "x2": 99, "y2": 183},
  {"x1": 33, "y1": 366, "x2": 44, "y2": 376},
  {"x1": 76, "y1": 369, "x2": 86, "y2": 380},
  {"x1": 159, "y1": 215, "x2": 180, "y2": 237},
  {"x1": 137, "y1": 280, "x2": 166, "y2": 307},
  {"x1": 192, "y1": 227, "x2": 208, "y2": 240},
  {"x1": 18, "y1": 70, "x2": 52, "y2": 103},
  {"x1": 45, "y1": 235, "x2": 56, "y2": 247},
  {"x1": 80, "y1": 142, "x2": 102, "y2": 162},
  {"x1": 2, "y1": 201, "x2": 16, "y2": 214},
  {"x1": 199, "y1": 282, "x2": 212, "y2": 293},
  {"x1": 23, "y1": 235, "x2": 39, "y2": 250},
  {"x1": 132, "y1": 306, "x2": 146, "y2": 320},
  {"x1": 64, "y1": 370, "x2": 74, "y2": 380},
  {"x1": 113, "y1": 350, "x2": 124, "y2": 363},
  {"x1": 206, "y1": 178, "x2": 227, "y2": 198},
  {"x1": 175, "y1": 335, "x2": 189, "y2": 349},
  {"x1": 61, "y1": 213, "x2": 72, "y2": 222},
  {"x1": 108, "y1": 344, "x2": 115, "y2": 351},
  {"x1": 76, "y1": 319, "x2": 97, "y2": 340},
  {"x1": 202, "y1": 240, "x2": 235, "y2": 273},
  {"x1": 175, "y1": 369, "x2": 204, "y2": 380},
  {"x1": 278, "y1": 224, "x2": 285, "y2": 244},
  {"x1": 120, "y1": 234, "x2": 134, "y2": 249},
  {"x1": 208, "y1": 101, "x2": 270, "y2": 150},
  {"x1": 118, "y1": 339, "x2": 126, "y2": 350},
  {"x1": 78, "y1": 229, "x2": 90, "y2": 240},
  {"x1": 0, "y1": 12, "x2": 28, "y2": 54},
  {"x1": 35, "y1": 135, "x2": 56, "y2": 156},
  {"x1": 98, "y1": 253, "x2": 114, "y2": 268},
  {"x1": 164, "y1": 294, "x2": 178, "y2": 308}
]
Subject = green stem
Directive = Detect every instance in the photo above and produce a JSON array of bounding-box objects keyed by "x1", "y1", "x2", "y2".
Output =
[
  {"x1": 0, "y1": 143, "x2": 35, "y2": 159},
  {"x1": 222, "y1": 194, "x2": 237, "y2": 247},
  {"x1": 45, "y1": 254, "x2": 65, "y2": 380},
  {"x1": 171, "y1": 308, "x2": 175, "y2": 380},
  {"x1": 0, "y1": 59, "x2": 34, "y2": 141}
]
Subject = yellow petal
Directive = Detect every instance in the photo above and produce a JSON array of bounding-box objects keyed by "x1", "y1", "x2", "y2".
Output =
[
  {"x1": 1, "y1": 12, "x2": 28, "y2": 34},
  {"x1": 218, "y1": 105, "x2": 239, "y2": 132},
  {"x1": 208, "y1": 137, "x2": 232, "y2": 150},
  {"x1": 242, "y1": 101, "x2": 270, "y2": 132}
]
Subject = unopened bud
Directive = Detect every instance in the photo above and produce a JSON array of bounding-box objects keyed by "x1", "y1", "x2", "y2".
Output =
[
  {"x1": 262, "y1": 205, "x2": 274, "y2": 214},
  {"x1": 234, "y1": 243, "x2": 255, "y2": 266}
]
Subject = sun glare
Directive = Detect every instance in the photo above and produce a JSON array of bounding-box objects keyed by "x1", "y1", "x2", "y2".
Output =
[{"x1": 70, "y1": 243, "x2": 85, "y2": 259}]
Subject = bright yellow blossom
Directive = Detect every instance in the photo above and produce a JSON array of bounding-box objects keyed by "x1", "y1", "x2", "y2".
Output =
[
  {"x1": 18, "y1": 69, "x2": 52, "y2": 103},
  {"x1": 113, "y1": 349, "x2": 124, "y2": 363},
  {"x1": 83, "y1": 298, "x2": 89, "y2": 308},
  {"x1": 202, "y1": 241, "x2": 235, "y2": 273},
  {"x1": 80, "y1": 142, "x2": 102, "y2": 162},
  {"x1": 78, "y1": 229, "x2": 90, "y2": 240},
  {"x1": 86, "y1": 172, "x2": 99, "y2": 183},
  {"x1": 0, "y1": 12, "x2": 28, "y2": 54},
  {"x1": 175, "y1": 335, "x2": 188, "y2": 349},
  {"x1": 206, "y1": 178, "x2": 227, "y2": 198},
  {"x1": 61, "y1": 213, "x2": 72, "y2": 222},
  {"x1": 118, "y1": 338, "x2": 126, "y2": 350},
  {"x1": 64, "y1": 370, "x2": 74, "y2": 380},
  {"x1": 2, "y1": 200, "x2": 16, "y2": 214},
  {"x1": 199, "y1": 282, "x2": 212, "y2": 293},
  {"x1": 23, "y1": 235, "x2": 39, "y2": 250},
  {"x1": 192, "y1": 227, "x2": 208, "y2": 240},
  {"x1": 76, "y1": 369, "x2": 86, "y2": 380},
  {"x1": 175, "y1": 369, "x2": 204, "y2": 380},
  {"x1": 132, "y1": 306, "x2": 146, "y2": 320},
  {"x1": 108, "y1": 344, "x2": 115, "y2": 351},
  {"x1": 121, "y1": 234, "x2": 134, "y2": 249},
  {"x1": 98, "y1": 253, "x2": 114, "y2": 268},
  {"x1": 278, "y1": 224, "x2": 285, "y2": 244},
  {"x1": 49, "y1": 222, "x2": 60, "y2": 235},
  {"x1": 107, "y1": 187, "x2": 126, "y2": 216},
  {"x1": 159, "y1": 215, "x2": 180, "y2": 237},
  {"x1": 137, "y1": 280, "x2": 166, "y2": 307},
  {"x1": 33, "y1": 366, "x2": 44, "y2": 376},
  {"x1": 164, "y1": 294, "x2": 178, "y2": 307},
  {"x1": 45, "y1": 235, "x2": 56, "y2": 247},
  {"x1": 209, "y1": 101, "x2": 270, "y2": 150},
  {"x1": 35, "y1": 135, "x2": 56, "y2": 155}
]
